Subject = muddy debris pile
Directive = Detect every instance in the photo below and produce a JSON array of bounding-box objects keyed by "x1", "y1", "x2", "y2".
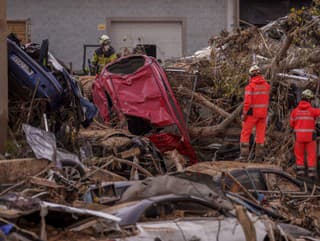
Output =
[
  {"x1": 2, "y1": 2, "x2": 320, "y2": 241},
  {"x1": 1, "y1": 158, "x2": 320, "y2": 240},
  {"x1": 165, "y1": 1, "x2": 320, "y2": 164}
]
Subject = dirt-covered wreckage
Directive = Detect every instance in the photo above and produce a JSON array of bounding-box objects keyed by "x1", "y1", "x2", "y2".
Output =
[{"x1": 3, "y1": 2, "x2": 320, "y2": 240}]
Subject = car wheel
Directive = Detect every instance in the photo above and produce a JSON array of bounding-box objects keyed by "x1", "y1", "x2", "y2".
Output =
[{"x1": 60, "y1": 159, "x2": 86, "y2": 182}]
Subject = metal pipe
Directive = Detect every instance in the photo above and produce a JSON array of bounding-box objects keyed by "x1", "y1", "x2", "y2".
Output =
[
  {"x1": 43, "y1": 113, "x2": 49, "y2": 132},
  {"x1": 277, "y1": 73, "x2": 311, "y2": 81}
]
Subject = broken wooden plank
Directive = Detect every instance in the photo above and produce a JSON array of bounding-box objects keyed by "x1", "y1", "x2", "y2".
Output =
[
  {"x1": 29, "y1": 176, "x2": 64, "y2": 189},
  {"x1": 235, "y1": 205, "x2": 257, "y2": 241},
  {"x1": 118, "y1": 147, "x2": 141, "y2": 159}
]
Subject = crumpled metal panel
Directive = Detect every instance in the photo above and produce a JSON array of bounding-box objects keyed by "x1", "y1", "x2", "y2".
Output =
[
  {"x1": 22, "y1": 124, "x2": 81, "y2": 166},
  {"x1": 22, "y1": 124, "x2": 57, "y2": 162},
  {"x1": 92, "y1": 55, "x2": 197, "y2": 163},
  {"x1": 41, "y1": 201, "x2": 121, "y2": 223},
  {"x1": 93, "y1": 56, "x2": 174, "y2": 126},
  {"x1": 120, "y1": 175, "x2": 233, "y2": 211}
]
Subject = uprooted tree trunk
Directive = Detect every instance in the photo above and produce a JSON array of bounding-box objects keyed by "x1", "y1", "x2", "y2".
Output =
[
  {"x1": 268, "y1": 34, "x2": 294, "y2": 83},
  {"x1": 178, "y1": 86, "x2": 232, "y2": 118},
  {"x1": 188, "y1": 104, "x2": 242, "y2": 137},
  {"x1": 268, "y1": 20, "x2": 320, "y2": 81}
]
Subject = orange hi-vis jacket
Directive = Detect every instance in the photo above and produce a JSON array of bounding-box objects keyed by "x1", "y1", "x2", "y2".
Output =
[
  {"x1": 243, "y1": 75, "x2": 270, "y2": 118},
  {"x1": 290, "y1": 101, "x2": 320, "y2": 142}
]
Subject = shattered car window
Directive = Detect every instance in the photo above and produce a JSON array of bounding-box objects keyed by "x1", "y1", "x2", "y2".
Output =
[
  {"x1": 224, "y1": 170, "x2": 267, "y2": 193},
  {"x1": 106, "y1": 56, "x2": 145, "y2": 75}
]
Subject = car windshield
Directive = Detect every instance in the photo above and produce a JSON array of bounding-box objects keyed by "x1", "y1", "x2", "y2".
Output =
[{"x1": 140, "y1": 199, "x2": 221, "y2": 222}]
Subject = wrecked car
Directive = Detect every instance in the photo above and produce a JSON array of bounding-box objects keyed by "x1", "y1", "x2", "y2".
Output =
[
  {"x1": 92, "y1": 55, "x2": 197, "y2": 163},
  {"x1": 185, "y1": 161, "x2": 309, "y2": 195},
  {"x1": 119, "y1": 173, "x2": 232, "y2": 209},
  {"x1": 7, "y1": 34, "x2": 97, "y2": 129},
  {"x1": 121, "y1": 161, "x2": 316, "y2": 220},
  {"x1": 67, "y1": 194, "x2": 269, "y2": 241},
  {"x1": 184, "y1": 161, "x2": 320, "y2": 221},
  {"x1": 66, "y1": 194, "x2": 318, "y2": 241}
]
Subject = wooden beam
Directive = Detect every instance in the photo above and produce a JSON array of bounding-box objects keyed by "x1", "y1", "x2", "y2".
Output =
[{"x1": 0, "y1": 0, "x2": 8, "y2": 153}]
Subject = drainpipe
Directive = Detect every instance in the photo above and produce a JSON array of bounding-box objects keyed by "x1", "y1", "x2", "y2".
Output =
[
  {"x1": 0, "y1": 0, "x2": 8, "y2": 154},
  {"x1": 234, "y1": 0, "x2": 240, "y2": 30},
  {"x1": 226, "y1": 0, "x2": 240, "y2": 32}
]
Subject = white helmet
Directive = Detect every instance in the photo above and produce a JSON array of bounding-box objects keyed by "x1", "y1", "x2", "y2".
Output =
[
  {"x1": 249, "y1": 65, "x2": 261, "y2": 75},
  {"x1": 301, "y1": 89, "x2": 314, "y2": 99},
  {"x1": 99, "y1": 34, "x2": 111, "y2": 45}
]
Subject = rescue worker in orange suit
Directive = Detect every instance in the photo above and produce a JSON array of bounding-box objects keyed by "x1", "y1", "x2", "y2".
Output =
[
  {"x1": 239, "y1": 65, "x2": 270, "y2": 162},
  {"x1": 290, "y1": 89, "x2": 320, "y2": 178}
]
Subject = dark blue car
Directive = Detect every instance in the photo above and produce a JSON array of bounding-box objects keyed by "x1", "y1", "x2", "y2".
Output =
[{"x1": 7, "y1": 34, "x2": 97, "y2": 127}]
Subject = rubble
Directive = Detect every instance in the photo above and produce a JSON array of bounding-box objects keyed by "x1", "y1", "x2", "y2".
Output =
[
  {"x1": 2, "y1": 2, "x2": 320, "y2": 240},
  {"x1": 163, "y1": 2, "x2": 320, "y2": 164}
]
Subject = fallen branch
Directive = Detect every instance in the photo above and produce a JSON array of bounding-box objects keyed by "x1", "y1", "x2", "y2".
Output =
[
  {"x1": 269, "y1": 34, "x2": 294, "y2": 82},
  {"x1": 178, "y1": 86, "x2": 231, "y2": 118},
  {"x1": 97, "y1": 156, "x2": 153, "y2": 178},
  {"x1": 225, "y1": 171, "x2": 259, "y2": 205},
  {"x1": 188, "y1": 104, "x2": 242, "y2": 137}
]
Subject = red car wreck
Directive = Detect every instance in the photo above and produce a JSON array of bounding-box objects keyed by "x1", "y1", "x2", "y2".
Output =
[{"x1": 92, "y1": 55, "x2": 197, "y2": 164}]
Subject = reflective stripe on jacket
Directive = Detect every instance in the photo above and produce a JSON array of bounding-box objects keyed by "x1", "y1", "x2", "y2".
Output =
[
  {"x1": 92, "y1": 47, "x2": 117, "y2": 73},
  {"x1": 243, "y1": 75, "x2": 270, "y2": 118},
  {"x1": 290, "y1": 100, "x2": 320, "y2": 142}
]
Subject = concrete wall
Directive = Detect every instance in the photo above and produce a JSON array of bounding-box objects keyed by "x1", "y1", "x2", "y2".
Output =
[{"x1": 7, "y1": 0, "x2": 232, "y2": 70}]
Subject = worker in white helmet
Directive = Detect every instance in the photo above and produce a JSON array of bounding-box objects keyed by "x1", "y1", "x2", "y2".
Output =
[
  {"x1": 238, "y1": 64, "x2": 270, "y2": 162},
  {"x1": 91, "y1": 34, "x2": 117, "y2": 74},
  {"x1": 290, "y1": 89, "x2": 320, "y2": 178}
]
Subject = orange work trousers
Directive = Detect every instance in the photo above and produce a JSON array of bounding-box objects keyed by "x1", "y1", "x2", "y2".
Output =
[
  {"x1": 294, "y1": 141, "x2": 316, "y2": 168},
  {"x1": 240, "y1": 116, "x2": 267, "y2": 144}
]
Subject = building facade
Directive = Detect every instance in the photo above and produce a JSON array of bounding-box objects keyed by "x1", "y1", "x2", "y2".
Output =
[{"x1": 7, "y1": 0, "x2": 239, "y2": 70}]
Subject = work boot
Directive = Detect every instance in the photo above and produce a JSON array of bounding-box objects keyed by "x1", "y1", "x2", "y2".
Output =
[
  {"x1": 308, "y1": 167, "x2": 317, "y2": 180},
  {"x1": 254, "y1": 144, "x2": 264, "y2": 163},
  {"x1": 296, "y1": 165, "x2": 305, "y2": 177},
  {"x1": 237, "y1": 143, "x2": 249, "y2": 162}
]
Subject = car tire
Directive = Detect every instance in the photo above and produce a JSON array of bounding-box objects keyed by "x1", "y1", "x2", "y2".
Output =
[{"x1": 60, "y1": 159, "x2": 86, "y2": 182}]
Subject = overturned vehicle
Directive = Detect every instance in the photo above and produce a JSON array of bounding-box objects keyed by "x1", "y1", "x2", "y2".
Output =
[
  {"x1": 7, "y1": 34, "x2": 97, "y2": 132},
  {"x1": 92, "y1": 55, "x2": 197, "y2": 164}
]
